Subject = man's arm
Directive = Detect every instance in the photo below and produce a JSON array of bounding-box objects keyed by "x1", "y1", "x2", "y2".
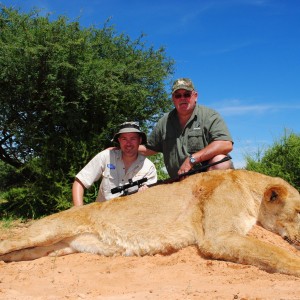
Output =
[
  {"x1": 192, "y1": 140, "x2": 233, "y2": 163},
  {"x1": 72, "y1": 178, "x2": 85, "y2": 206},
  {"x1": 138, "y1": 145, "x2": 158, "y2": 156},
  {"x1": 178, "y1": 140, "x2": 233, "y2": 175}
]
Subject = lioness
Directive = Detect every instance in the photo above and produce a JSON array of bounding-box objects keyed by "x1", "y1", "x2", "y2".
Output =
[{"x1": 1, "y1": 170, "x2": 300, "y2": 277}]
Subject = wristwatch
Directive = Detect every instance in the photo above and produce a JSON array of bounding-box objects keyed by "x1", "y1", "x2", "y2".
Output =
[{"x1": 189, "y1": 154, "x2": 196, "y2": 165}]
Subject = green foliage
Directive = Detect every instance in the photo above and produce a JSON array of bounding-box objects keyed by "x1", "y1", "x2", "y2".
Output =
[
  {"x1": 0, "y1": 165, "x2": 73, "y2": 218},
  {"x1": 0, "y1": 216, "x2": 17, "y2": 228},
  {"x1": 148, "y1": 154, "x2": 169, "y2": 181},
  {"x1": 0, "y1": 160, "x2": 17, "y2": 191},
  {"x1": 0, "y1": 6, "x2": 174, "y2": 218},
  {"x1": 245, "y1": 130, "x2": 300, "y2": 191}
]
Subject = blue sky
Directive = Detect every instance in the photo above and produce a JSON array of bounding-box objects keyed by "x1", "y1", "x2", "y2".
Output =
[{"x1": 1, "y1": 0, "x2": 300, "y2": 168}]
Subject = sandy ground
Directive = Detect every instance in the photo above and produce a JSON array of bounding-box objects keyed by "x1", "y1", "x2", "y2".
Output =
[{"x1": 0, "y1": 221, "x2": 300, "y2": 300}]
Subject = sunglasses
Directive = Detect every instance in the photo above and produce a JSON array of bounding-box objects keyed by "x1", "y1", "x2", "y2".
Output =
[{"x1": 174, "y1": 92, "x2": 192, "y2": 99}]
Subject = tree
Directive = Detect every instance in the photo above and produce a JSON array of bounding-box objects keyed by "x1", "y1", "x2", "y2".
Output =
[
  {"x1": 0, "y1": 6, "x2": 174, "y2": 218},
  {"x1": 245, "y1": 130, "x2": 300, "y2": 191}
]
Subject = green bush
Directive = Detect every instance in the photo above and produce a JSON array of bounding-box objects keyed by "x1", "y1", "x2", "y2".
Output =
[{"x1": 245, "y1": 130, "x2": 300, "y2": 191}]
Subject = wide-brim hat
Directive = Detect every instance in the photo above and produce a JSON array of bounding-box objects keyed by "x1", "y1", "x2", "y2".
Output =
[{"x1": 112, "y1": 122, "x2": 147, "y2": 144}]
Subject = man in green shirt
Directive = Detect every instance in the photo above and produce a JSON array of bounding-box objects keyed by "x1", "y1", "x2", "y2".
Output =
[{"x1": 139, "y1": 78, "x2": 234, "y2": 179}]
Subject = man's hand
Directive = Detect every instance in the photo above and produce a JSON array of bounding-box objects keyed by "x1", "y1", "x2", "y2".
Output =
[
  {"x1": 138, "y1": 185, "x2": 149, "y2": 192},
  {"x1": 178, "y1": 157, "x2": 193, "y2": 177}
]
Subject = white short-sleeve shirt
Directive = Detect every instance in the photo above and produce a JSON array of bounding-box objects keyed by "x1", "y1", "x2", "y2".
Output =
[{"x1": 76, "y1": 149, "x2": 157, "y2": 201}]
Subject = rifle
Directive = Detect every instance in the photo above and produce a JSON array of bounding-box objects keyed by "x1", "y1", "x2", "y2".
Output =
[
  {"x1": 111, "y1": 177, "x2": 148, "y2": 195},
  {"x1": 178, "y1": 154, "x2": 232, "y2": 179},
  {"x1": 151, "y1": 155, "x2": 232, "y2": 186},
  {"x1": 110, "y1": 155, "x2": 232, "y2": 195}
]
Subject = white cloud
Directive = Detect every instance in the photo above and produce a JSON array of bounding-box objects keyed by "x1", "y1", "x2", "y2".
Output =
[{"x1": 217, "y1": 101, "x2": 300, "y2": 116}]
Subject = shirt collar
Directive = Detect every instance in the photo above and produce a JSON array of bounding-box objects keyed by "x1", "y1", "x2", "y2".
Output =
[{"x1": 115, "y1": 149, "x2": 142, "y2": 167}]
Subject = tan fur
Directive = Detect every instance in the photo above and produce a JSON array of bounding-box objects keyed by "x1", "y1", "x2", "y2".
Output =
[{"x1": 1, "y1": 170, "x2": 300, "y2": 277}]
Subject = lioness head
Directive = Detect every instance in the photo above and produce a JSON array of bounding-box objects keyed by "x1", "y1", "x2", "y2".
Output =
[{"x1": 258, "y1": 182, "x2": 300, "y2": 249}]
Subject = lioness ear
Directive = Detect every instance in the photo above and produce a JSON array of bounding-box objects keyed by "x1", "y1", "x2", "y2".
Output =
[{"x1": 263, "y1": 185, "x2": 288, "y2": 204}]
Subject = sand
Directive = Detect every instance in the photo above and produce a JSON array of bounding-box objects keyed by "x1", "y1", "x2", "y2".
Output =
[{"x1": 0, "y1": 221, "x2": 300, "y2": 300}]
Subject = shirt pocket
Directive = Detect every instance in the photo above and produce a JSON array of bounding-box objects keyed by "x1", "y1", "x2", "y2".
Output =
[
  {"x1": 187, "y1": 131, "x2": 205, "y2": 153},
  {"x1": 101, "y1": 171, "x2": 117, "y2": 194}
]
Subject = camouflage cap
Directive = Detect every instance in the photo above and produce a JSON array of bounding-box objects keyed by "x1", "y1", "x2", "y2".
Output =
[{"x1": 172, "y1": 78, "x2": 195, "y2": 93}]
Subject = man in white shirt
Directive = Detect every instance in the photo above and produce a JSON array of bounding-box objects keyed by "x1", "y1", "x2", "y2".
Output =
[{"x1": 72, "y1": 122, "x2": 157, "y2": 206}]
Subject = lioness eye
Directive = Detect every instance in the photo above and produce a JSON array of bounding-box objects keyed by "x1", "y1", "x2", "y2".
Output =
[{"x1": 270, "y1": 191, "x2": 278, "y2": 201}]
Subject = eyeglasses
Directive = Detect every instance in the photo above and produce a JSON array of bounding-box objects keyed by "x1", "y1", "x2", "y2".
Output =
[{"x1": 174, "y1": 92, "x2": 192, "y2": 99}]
